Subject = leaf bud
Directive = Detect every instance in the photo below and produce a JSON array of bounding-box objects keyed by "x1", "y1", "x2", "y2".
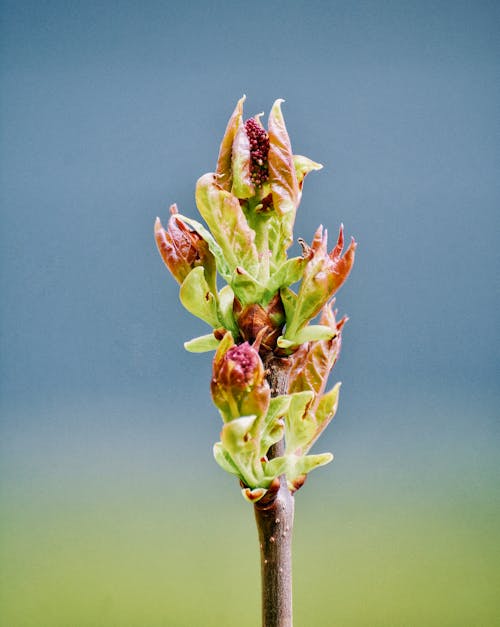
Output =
[
  {"x1": 154, "y1": 204, "x2": 216, "y2": 286},
  {"x1": 233, "y1": 293, "x2": 285, "y2": 356}
]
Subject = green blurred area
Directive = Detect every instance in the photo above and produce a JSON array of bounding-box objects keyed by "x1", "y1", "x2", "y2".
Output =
[{"x1": 1, "y1": 488, "x2": 499, "y2": 626}]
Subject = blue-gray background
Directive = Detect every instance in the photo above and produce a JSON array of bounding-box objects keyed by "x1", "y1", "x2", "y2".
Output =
[{"x1": 1, "y1": 1, "x2": 499, "y2": 625}]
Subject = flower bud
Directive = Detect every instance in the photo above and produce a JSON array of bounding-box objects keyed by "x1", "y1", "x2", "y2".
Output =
[
  {"x1": 245, "y1": 118, "x2": 270, "y2": 187},
  {"x1": 155, "y1": 204, "x2": 216, "y2": 286},
  {"x1": 211, "y1": 336, "x2": 270, "y2": 422}
]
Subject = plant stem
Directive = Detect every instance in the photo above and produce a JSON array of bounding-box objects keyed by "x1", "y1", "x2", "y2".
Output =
[{"x1": 254, "y1": 356, "x2": 294, "y2": 627}]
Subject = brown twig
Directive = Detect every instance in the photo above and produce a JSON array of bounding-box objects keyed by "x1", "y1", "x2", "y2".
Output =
[{"x1": 254, "y1": 356, "x2": 294, "y2": 627}]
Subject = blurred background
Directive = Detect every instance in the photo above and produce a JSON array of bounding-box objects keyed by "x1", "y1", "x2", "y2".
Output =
[{"x1": 1, "y1": 1, "x2": 498, "y2": 625}]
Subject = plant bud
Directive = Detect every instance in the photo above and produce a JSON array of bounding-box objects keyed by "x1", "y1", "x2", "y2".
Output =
[
  {"x1": 211, "y1": 338, "x2": 270, "y2": 421},
  {"x1": 233, "y1": 293, "x2": 285, "y2": 356},
  {"x1": 285, "y1": 225, "x2": 356, "y2": 340},
  {"x1": 155, "y1": 204, "x2": 216, "y2": 286}
]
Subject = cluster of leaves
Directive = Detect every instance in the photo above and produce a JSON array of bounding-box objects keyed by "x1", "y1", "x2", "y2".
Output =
[{"x1": 155, "y1": 97, "x2": 355, "y2": 501}]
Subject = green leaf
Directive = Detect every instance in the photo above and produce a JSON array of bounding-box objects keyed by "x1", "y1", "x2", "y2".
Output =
[
  {"x1": 263, "y1": 456, "x2": 288, "y2": 480},
  {"x1": 280, "y1": 287, "x2": 297, "y2": 324},
  {"x1": 213, "y1": 442, "x2": 241, "y2": 476},
  {"x1": 258, "y1": 394, "x2": 291, "y2": 456},
  {"x1": 315, "y1": 382, "x2": 341, "y2": 428},
  {"x1": 284, "y1": 452, "x2": 333, "y2": 492},
  {"x1": 268, "y1": 100, "x2": 300, "y2": 252},
  {"x1": 220, "y1": 415, "x2": 262, "y2": 487},
  {"x1": 221, "y1": 415, "x2": 258, "y2": 457},
  {"x1": 217, "y1": 285, "x2": 239, "y2": 337},
  {"x1": 266, "y1": 256, "x2": 307, "y2": 294},
  {"x1": 260, "y1": 420, "x2": 285, "y2": 458},
  {"x1": 278, "y1": 324, "x2": 335, "y2": 349},
  {"x1": 292, "y1": 452, "x2": 333, "y2": 475},
  {"x1": 285, "y1": 390, "x2": 315, "y2": 455},
  {"x1": 184, "y1": 333, "x2": 220, "y2": 353},
  {"x1": 179, "y1": 267, "x2": 220, "y2": 327},
  {"x1": 267, "y1": 213, "x2": 288, "y2": 269},
  {"x1": 299, "y1": 383, "x2": 341, "y2": 455},
  {"x1": 293, "y1": 154, "x2": 323, "y2": 188},
  {"x1": 283, "y1": 226, "x2": 357, "y2": 338},
  {"x1": 287, "y1": 302, "x2": 343, "y2": 397},
  {"x1": 230, "y1": 266, "x2": 266, "y2": 304},
  {"x1": 264, "y1": 395, "x2": 292, "y2": 427},
  {"x1": 177, "y1": 215, "x2": 231, "y2": 282},
  {"x1": 195, "y1": 173, "x2": 259, "y2": 276}
]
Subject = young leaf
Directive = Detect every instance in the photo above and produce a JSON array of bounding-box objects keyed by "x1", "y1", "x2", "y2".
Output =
[
  {"x1": 177, "y1": 214, "x2": 232, "y2": 282},
  {"x1": 284, "y1": 391, "x2": 315, "y2": 455},
  {"x1": 283, "y1": 225, "x2": 356, "y2": 339},
  {"x1": 213, "y1": 442, "x2": 241, "y2": 476},
  {"x1": 303, "y1": 382, "x2": 341, "y2": 453},
  {"x1": 215, "y1": 95, "x2": 246, "y2": 191},
  {"x1": 217, "y1": 285, "x2": 239, "y2": 337},
  {"x1": 293, "y1": 155, "x2": 323, "y2": 189},
  {"x1": 179, "y1": 267, "x2": 220, "y2": 327},
  {"x1": 277, "y1": 325, "x2": 335, "y2": 349},
  {"x1": 220, "y1": 416, "x2": 262, "y2": 487},
  {"x1": 280, "y1": 286, "x2": 298, "y2": 325},
  {"x1": 230, "y1": 266, "x2": 266, "y2": 304},
  {"x1": 266, "y1": 255, "x2": 307, "y2": 295},
  {"x1": 288, "y1": 452, "x2": 333, "y2": 478},
  {"x1": 315, "y1": 382, "x2": 341, "y2": 427},
  {"x1": 196, "y1": 174, "x2": 260, "y2": 277},
  {"x1": 184, "y1": 333, "x2": 220, "y2": 353},
  {"x1": 263, "y1": 456, "x2": 288, "y2": 481},
  {"x1": 268, "y1": 100, "x2": 299, "y2": 251},
  {"x1": 231, "y1": 121, "x2": 255, "y2": 199},
  {"x1": 288, "y1": 302, "x2": 344, "y2": 396}
]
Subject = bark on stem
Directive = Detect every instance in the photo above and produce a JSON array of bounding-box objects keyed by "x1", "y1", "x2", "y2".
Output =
[{"x1": 254, "y1": 355, "x2": 294, "y2": 627}]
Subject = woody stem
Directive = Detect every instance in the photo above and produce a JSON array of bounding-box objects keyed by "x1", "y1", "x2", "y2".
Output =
[{"x1": 254, "y1": 356, "x2": 294, "y2": 627}]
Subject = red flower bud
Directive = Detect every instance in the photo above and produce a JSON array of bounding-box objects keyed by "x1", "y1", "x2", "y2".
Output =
[
  {"x1": 244, "y1": 118, "x2": 270, "y2": 187},
  {"x1": 211, "y1": 338, "x2": 270, "y2": 421}
]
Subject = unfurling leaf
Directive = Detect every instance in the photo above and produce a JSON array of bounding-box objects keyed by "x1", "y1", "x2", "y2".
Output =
[
  {"x1": 288, "y1": 302, "x2": 345, "y2": 396},
  {"x1": 231, "y1": 121, "x2": 255, "y2": 199},
  {"x1": 284, "y1": 303, "x2": 344, "y2": 455},
  {"x1": 215, "y1": 95, "x2": 246, "y2": 191},
  {"x1": 213, "y1": 442, "x2": 240, "y2": 476},
  {"x1": 196, "y1": 173, "x2": 260, "y2": 277},
  {"x1": 268, "y1": 99, "x2": 300, "y2": 252},
  {"x1": 277, "y1": 325, "x2": 335, "y2": 349},
  {"x1": 286, "y1": 453, "x2": 333, "y2": 492},
  {"x1": 176, "y1": 214, "x2": 231, "y2": 282},
  {"x1": 217, "y1": 285, "x2": 239, "y2": 338},
  {"x1": 283, "y1": 225, "x2": 356, "y2": 340},
  {"x1": 154, "y1": 205, "x2": 216, "y2": 289},
  {"x1": 184, "y1": 333, "x2": 220, "y2": 353},
  {"x1": 266, "y1": 255, "x2": 307, "y2": 294},
  {"x1": 179, "y1": 267, "x2": 219, "y2": 327},
  {"x1": 293, "y1": 155, "x2": 323, "y2": 189}
]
